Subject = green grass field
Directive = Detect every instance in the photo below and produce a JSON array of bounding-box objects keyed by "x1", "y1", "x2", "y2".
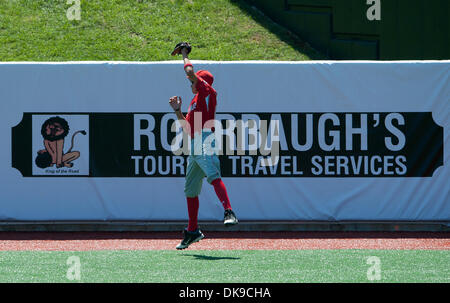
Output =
[
  {"x1": 0, "y1": 0, "x2": 324, "y2": 61},
  {"x1": 0, "y1": 250, "x2": 448, "y2": 283}
]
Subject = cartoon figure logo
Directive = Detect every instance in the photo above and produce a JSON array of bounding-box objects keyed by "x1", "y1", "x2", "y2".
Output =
[{"x1": 35, "y1": 116, "x2": 87, "y2": 169}]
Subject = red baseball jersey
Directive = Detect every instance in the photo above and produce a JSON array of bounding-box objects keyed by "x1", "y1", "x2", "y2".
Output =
[{"x1": 185, "y1": 76, "x2": 217, "y2": 136}]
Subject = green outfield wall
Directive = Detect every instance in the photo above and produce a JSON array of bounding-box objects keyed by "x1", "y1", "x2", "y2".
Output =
[{"x1": 246, "y1": 0, "x2": 449, "y2": 60}]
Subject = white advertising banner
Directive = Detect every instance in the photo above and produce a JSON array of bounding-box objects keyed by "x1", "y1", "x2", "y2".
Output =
[{"x1": 0, "y1": 61, "x2": 449, "y2": 221}]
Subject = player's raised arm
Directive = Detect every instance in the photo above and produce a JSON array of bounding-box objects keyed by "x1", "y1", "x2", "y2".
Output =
[
  {"x1": 182, "y1": 49, "x2": 197, "y2": 85},
  {"x1": 171, "y1": 42, "x2": 198, "y2": 85}
]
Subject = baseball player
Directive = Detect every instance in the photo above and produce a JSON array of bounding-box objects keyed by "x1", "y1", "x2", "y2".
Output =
[{"x1": 169, "y1": 42, "x2": 238, "y2": 250}]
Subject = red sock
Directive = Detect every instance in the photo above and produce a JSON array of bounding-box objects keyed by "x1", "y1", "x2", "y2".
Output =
[
  {"x1": 211, "y1": 178, "x2": 232, "y2": 210},
  {"x1": 186, "y1": 197, "x2": 199, "y2": 232}
]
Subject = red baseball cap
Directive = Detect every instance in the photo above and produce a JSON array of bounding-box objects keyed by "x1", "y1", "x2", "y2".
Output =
[{"x1": 196, "y1": 70, "x2": 214, "y2": 86}]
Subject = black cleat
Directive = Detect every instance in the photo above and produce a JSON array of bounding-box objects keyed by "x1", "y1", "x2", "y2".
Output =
[
  {"x1": 176, "y1": 228, "x2": 205, "y2": 250},
  {"x1": 224, "y1": 209, "x2": 238, "y2": 226}
]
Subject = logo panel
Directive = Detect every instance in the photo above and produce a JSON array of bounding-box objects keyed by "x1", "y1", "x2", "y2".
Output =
[{"x1": 31, "y1": 115, "x2": 89, "y2": 176}]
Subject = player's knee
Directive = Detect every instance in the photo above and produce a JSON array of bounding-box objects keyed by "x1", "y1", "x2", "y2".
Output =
[
  {"x1": 210, "y1": 178, "x2": 221, "y2": 186},
  {"x1": 184, "y1": 185, "x2": 200, "y2": 198},
  {"x1": 185, "y1": 191, "x2": 199, "y2": 198},
  {"x1": 207, "y1": 173, "x2": 221, "y2": 185}
]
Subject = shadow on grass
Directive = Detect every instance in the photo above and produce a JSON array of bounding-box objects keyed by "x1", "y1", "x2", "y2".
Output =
[
  {"x1": 229, "y1": 0, "x2": 327, "y2": 60},
  {"x1": 182, "y1": 254, "x2": 241, "y2": 261}
]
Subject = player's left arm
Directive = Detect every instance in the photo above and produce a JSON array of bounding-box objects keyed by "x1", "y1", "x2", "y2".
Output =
[{"x1": 182, "y1": 49, "x2": 198, "y2": 86}]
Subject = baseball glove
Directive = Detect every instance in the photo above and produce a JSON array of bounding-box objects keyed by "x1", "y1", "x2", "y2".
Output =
[{"x1": 171, "y1": 42, "x2": 192, "y2": 56}]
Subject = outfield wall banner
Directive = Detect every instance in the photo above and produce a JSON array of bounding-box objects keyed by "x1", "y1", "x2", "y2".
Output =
[{"x1": 1, "y1": 61, "x2": 449, "y2": 221}]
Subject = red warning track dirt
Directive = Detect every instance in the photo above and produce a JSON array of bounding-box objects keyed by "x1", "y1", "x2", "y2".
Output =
[{"x1": 0, "y1": 232, "x2": 448, "y2": 251}]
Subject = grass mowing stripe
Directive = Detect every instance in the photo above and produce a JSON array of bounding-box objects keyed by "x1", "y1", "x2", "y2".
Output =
[{"x1": 0, "y1": 250, "x2": 448, "y2": 283}]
